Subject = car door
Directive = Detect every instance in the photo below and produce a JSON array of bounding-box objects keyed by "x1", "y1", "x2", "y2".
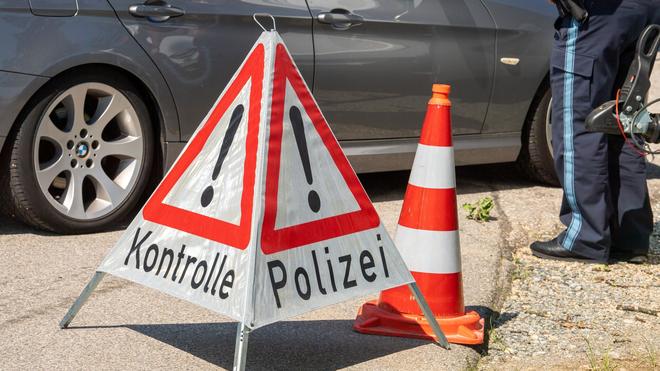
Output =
[
  {"x1": 306, "y1": 0, "x2": 496, "y2": 139},
  {"x1": 106, "y1": 0, "x2": 314, "y2": 141}
]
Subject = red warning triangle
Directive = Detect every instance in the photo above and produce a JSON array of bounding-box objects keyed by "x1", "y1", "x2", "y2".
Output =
[
  {"x1": 142, "y1": 44, "x2": 265, "y2": 250},
  {"x1": 141, "y1": 41, "x2": 379, "y2": 254},
  {"x1": 94, "y1": 31, "x2": 415, "y2": 334},
  {"x1": 260, "y1": 44, "x2": 380, "y2": 254}
]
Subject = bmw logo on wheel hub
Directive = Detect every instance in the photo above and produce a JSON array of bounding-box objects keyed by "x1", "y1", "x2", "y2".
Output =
[{"x1": 76, "y1": 142, "x2": 89, "y2": 158}]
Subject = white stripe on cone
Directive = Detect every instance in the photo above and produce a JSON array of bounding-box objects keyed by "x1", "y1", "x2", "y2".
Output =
[
  {"x1": 408, "y1": 144, "x2": 456, "y2": 189},
  {"x1": 394, "y1": 225, "x2": 461, "y2": 274}
]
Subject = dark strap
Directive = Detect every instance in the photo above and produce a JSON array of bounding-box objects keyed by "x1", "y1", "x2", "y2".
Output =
[{"x1": 556, "y1": 0, "x2": 589, "y2": 23}]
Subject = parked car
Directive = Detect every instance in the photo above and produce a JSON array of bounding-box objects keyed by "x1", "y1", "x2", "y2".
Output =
[{"x1": 0, "y1": 0, "x2": 556, "y2": 233}]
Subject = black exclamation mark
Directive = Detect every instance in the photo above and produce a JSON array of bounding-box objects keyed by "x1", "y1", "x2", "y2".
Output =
[
  {"x1": 200, "y1": 104, "x2": 244, "y2": 207},
  {"x1": 289, "y1": 106, "x2": 320, "y2": 213}
]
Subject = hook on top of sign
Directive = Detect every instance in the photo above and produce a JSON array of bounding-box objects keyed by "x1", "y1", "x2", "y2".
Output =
[{"x1": 253, "y1": 13, "x2": 277, "y2": 32}]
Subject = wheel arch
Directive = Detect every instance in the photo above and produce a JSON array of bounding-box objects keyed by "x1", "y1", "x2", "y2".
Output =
[
  {"x1": 519, "y1": 72, "x2": 550, "y2": 150},
  {"x1": 515, "y1": 71, "x2": 559, "y2": 185},
  {"x1": 1, "y1": 63, "x2": 168, "y2": 178}
]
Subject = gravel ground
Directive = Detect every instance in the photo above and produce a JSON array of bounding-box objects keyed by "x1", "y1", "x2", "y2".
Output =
[
  {"x1": 482, "y1": 215, "x2": 660, "y2": 370},
  {"x1": 480, "y1": 60, "x2": 660, "y2": 371}
]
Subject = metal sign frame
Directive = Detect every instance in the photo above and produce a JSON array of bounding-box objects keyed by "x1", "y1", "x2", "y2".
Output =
[{"x1": 60, "y1": 274, "x2": 448, "y2": 370}]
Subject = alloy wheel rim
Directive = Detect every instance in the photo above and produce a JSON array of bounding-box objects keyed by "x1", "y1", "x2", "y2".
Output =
[{"x1": 33, "y1": 82, "x2": 144, "y2": 220}]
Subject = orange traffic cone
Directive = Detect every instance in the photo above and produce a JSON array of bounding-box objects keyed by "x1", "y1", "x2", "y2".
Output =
[{"x1": 353, "y1": 84, "x2": 484, "y2": 345}]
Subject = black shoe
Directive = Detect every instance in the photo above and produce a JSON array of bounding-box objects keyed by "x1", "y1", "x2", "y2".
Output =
[
  {"x1": 530, "y1": 238, "x2": 602, "y2": 263},
  {"x1": 609, "y1": 250, "x2": 648, "y2": 264}
]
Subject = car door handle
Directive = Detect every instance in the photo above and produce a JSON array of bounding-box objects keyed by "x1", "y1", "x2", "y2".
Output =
[
  {"x1": 129, "y1": 3, "x2": 184, "y2": 22},
  {"x1": 317, "y1": 9, "x2": 363, "y2": 30}
]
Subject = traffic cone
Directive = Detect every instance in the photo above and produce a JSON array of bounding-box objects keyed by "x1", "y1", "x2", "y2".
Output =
[{"x1": 353, "y1": 84, "x2": 484, "y2": 345}]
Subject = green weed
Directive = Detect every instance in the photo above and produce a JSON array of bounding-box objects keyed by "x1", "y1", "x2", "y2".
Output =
[
  {"x1": 584, "y1": 337, "x2": 617, "y2": 371},
  {"x1": 463, "y1": 356, "x2": 479, "y2": 371},
  {"x1": 641, "y1": 335, "x2": 657, "y2": 369},
  {"x1": 462, "y1": 196, "x2": 494, "y2": 222},
  {"x1": 488, "y1": 317, "x2": 507, "y2": 351},
  {"x1": 511, "y1": 257, "x2": 531, "y2": 281},
  {"x1": 592, "y1": 264, "x2": 611, "y2": 272}
]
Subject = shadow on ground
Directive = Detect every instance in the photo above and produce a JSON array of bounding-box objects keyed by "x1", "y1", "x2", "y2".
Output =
[
  {"x1": 360, "y1": 163, "x2": 541, "y2": 203},
  {"x1": 0, "y1": 213, "x2": 51, "y2": 236},
  {"x1": 0, "y1": 212, "x2": 128, "y2": 236},
  {"x1": 70, "y1": 320, "x2": 432, "y2": 370},
  {"x1": 477, "y1": 309, "x2": 520, "y2": 355},
  {"x1": 647, "y1": 162, "x2": 660, "y2": 179}
]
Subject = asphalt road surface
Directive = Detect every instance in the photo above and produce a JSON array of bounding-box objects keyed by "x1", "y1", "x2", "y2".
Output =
[{"x1": 0, "y1": 162, "x2": 518, "y2": 370}]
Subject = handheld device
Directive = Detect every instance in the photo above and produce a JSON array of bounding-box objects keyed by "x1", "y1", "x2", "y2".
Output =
[{"x1": 585, "y1": 24, "x2": 660, "y2": 150}]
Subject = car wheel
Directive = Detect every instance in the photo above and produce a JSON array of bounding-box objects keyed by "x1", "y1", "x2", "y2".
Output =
[
  {"x1": 1, "y1": 71, "x2": 154, "y2": 233},
  {"x1": 517, "y1": 87, "x2": 559, "y2": 186}
]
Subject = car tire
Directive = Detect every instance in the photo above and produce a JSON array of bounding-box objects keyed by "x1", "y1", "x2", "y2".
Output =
[
  {"x1": 517, "y1": 87, "x2": 559, "y2": 186},
  {"x1": 0, "y1": 70, "x2": 155, "y2": 233}
]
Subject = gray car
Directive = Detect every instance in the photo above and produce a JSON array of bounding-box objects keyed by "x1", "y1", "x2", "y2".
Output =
[{"x1": 0, "y1": 0, "x2": 556, "y2": 233}]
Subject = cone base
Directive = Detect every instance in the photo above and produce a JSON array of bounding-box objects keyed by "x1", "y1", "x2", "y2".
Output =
[{"x1": 353, "y1": 300, "x2": 484, "y2": 345}]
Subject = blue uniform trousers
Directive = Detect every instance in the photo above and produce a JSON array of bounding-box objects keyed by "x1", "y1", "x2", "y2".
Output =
[{"x1": 551, "y1": 0, "x2": 659, "y2": 261}]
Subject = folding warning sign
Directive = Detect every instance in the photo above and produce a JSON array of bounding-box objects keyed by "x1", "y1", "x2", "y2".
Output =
[{"x1": 61, "y1": 25, "x2": 448, "y2": 370}]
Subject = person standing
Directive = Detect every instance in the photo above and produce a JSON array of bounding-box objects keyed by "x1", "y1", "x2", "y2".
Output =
[{"x1": 531, "y1": 0, "x2": 660, "y2": 263}]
